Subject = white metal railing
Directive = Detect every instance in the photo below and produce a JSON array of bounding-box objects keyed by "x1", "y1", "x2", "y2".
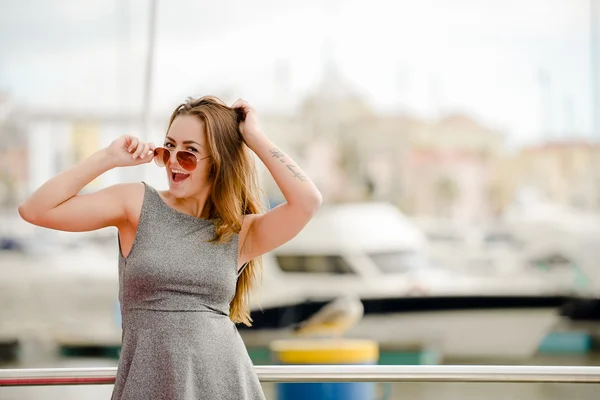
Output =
[{"x1": 1, "y1": 365, "x2": 600, "y2": 386}]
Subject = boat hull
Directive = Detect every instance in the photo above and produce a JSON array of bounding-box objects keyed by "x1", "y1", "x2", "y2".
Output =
[{"x1": 240, "y1": 296, "x2": 566, "y2": 360}]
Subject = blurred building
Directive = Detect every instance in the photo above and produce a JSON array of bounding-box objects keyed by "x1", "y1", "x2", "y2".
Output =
[
  {"x1": 263, "y1": 72, "x2": 506, "y2": 224},
  {"x1": 497, "y1": 140, "x2": 600, "y2": 210},
  {"x1": 404, "y1": 114, "x2": 505, "y2": 222},
  {"x1": 9, "y1": 59, "x2": 508, "y2": 224},
  {"x1": 14, "y1": 108, "x2": 170, "y2": 197}
]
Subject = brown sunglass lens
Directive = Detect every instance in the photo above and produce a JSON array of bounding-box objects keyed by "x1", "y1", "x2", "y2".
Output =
[
  {"x1": 153, "y1": 148, "x2": 169, "y2": 167},
  {"x1": 153, "y1": 148, "x2": 197, "y2": 172},
  {"x1": 177, "y1": 152, "x2": 197, "y2": 172}
]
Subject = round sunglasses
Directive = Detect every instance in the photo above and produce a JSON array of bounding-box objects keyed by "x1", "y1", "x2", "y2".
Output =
[{"x1": 153, "y1": 147, "x2": 210, "y2": 172}]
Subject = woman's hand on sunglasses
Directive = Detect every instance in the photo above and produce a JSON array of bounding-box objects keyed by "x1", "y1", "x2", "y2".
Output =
[{"x1": 106, "y1": 134, "x2": 156, "y2": 167}]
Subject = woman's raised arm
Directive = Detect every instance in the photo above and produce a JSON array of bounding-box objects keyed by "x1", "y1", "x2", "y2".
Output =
[{"x1": 18, "y1": 135, "x2": 154, "y2": 232}]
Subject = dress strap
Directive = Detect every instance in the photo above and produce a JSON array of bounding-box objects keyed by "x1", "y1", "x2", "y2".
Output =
[{"x1": 237, "y1": 262, "x2": 249, "y2": 278}]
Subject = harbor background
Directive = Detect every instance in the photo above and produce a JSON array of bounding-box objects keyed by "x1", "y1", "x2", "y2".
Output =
[{"x1": 2, "y1": 0, "x2": 600, "y2": 398}]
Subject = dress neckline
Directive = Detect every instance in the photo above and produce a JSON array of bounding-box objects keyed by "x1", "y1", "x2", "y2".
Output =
[{"x1": 146, "y1": 183, "x2": 214, "y2": 223}]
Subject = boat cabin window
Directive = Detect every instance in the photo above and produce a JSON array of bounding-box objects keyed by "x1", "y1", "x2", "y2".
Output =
[
  {"x1": 483, "y1": 232, "x2": 523, "y2": 249},
  {"x1": 275, "y1": 255, "x2": 354, "y2": 274},
  {"x1": 369, "y1": 250, "x2": 430, "y2": 274},
  {"x1": 529, "y1": 253, "x2": 575, "y2": 270},
  {"x1": 425, "y1": 232, "x2": 461, "y2": 243}
]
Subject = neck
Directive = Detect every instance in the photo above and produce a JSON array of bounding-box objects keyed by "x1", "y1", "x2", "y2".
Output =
[{"x1": 170, "y1": 186, "x2": 212, "y2": 219}]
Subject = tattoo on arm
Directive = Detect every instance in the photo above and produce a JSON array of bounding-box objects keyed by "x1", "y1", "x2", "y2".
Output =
[
  {"x1": 270, "y1": 148, "x2": 307, "y2": 181},
  {"x1": 270, "y1": 148, "x2": 287, "y2": 163},
  {"x1": 286, "y1": 165, "x2": 308, "y2": 182},
  {"x1": 270, "y1": 148, "x2": 285, "y2": 159}
]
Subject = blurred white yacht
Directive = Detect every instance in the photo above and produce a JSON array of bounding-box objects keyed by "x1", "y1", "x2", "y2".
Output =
[
  {"x1": 239, "y1": 202, "x2": 575, "y2": 360},
  {"x1": 3, "y1": 202, "x2": 583, "y2": 361}
]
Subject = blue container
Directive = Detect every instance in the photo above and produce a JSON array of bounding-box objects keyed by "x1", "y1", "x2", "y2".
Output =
[
  {"x1": 277, "y1": 381, "x2": 374, "y2": 400},
  {"x1": 270, "y1": 339, "x2": 379, "y2": 400},
  {"x1": 538, "y1": 331, "x2": 592, "y2": 355}
]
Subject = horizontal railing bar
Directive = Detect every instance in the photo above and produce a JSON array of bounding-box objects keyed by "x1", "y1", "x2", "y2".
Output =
[
  {"x1": 1, "y1": 365, "x2": 600, "y2": 386},
  {"x1": 0, "y1": 365, "x2": 600, "y2": 386},
  {"x1": 258, "y1": 365, "x2": 600, "y2": 383}
]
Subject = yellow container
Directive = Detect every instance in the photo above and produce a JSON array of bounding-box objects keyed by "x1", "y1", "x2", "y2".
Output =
[
  {"x1": 270, "y1": 339, "x2": 379, "y2": 400},
  {"x1": 270, "y1": 339, "x2": 379, "y2": 364}
]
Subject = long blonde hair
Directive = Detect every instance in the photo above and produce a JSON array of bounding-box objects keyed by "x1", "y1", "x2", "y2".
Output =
[{"x1": 167, "y1": 96, "x2": 265, "y2": 326}]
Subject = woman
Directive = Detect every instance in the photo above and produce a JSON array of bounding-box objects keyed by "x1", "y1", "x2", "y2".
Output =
[{"x1": 18, "y1": 96, "x2": 322, "y2": 399}]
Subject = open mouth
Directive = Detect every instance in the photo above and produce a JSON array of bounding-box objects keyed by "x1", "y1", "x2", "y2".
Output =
[{"x1": 171, "y1": 169, "x2": 190, "y2": 183}]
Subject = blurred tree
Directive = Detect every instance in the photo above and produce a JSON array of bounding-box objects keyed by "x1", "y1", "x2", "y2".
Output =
[
  {"x1": 434, "y1": 176, "x2": 458, "y2": 218},
  {"x1": 487, "y1": 182, "x2": 504, "y2": 216},
  {"x1": 0, "y1": 172, "x2": 16, "y2": 207},
  {"x1": 338, "y1": 136, "x2": 360, "y2": 174},
  {"x1": 363, "y1": 175, "x2": 375, "y2": 200},
  {"x1": 0, "y1": 118, "x2": 27, "y2": 207}
]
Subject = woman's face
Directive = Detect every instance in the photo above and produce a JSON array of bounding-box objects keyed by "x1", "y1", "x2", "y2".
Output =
[{"x1": 163, "y1": 114, "x2": 211, "y2": 198}]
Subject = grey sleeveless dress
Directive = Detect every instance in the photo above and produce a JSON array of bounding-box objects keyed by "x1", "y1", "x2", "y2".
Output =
[{"x1": 111, "y1": 182, "x2": 265, "y2": 400}]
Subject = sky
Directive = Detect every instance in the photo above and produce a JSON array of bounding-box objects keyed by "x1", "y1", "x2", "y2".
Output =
[{"x1": 0, "y1": 0, "x2": 598, "y2": 146}]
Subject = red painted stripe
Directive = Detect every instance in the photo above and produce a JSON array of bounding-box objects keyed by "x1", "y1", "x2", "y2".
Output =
[{"x1": 0, "y1": 377, "x2": 115, "y2": 386}]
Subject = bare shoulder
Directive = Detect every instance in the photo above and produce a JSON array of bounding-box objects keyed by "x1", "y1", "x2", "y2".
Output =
[
  {"x1": 118, "y1": 182, "x2": 146, "y2": 225},
  {"x1": 237, "y1": 200, "x2": 319, "y2": 266},
  {"x1": 99, "y1": 182, "x2": 146, "y2": 229},
  {"x1": 117, "y1": 181, "x2": 145, "y2": 199}
]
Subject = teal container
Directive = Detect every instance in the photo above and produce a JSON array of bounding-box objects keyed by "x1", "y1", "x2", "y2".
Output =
[
  {"x1": 538, "y1": 331, "x2": 592, "y2": 354},
  {"x1": 270, "y1": 339, "x2": 379, "y2": 400}
]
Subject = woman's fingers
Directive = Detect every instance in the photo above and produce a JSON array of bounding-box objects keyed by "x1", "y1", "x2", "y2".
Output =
[
  {"x1": 142, "y1": 142, "x2": 155, "y2": 160},
  {"x1": 231, "y1": 98, "x2": 243, "y2": 109},
  {"x1": 140, "y1": 143, "x2": 152, "y2": 160},
  {"x1": 124, "y1": 136, "x2": 154, "y2": 161},
  {"x1": 132, "y1": 141, "x2": 145, "y2": 159},
  {"x1": 127, "y1": 136, "x2": 139, "y2": 153},
  {"x1": 232, "y1": 98, "x2": 251, "y2": 111}
]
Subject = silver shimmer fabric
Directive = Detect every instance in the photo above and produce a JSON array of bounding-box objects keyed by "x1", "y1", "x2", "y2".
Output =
[{"x1": 111, "y1": 182, "x2": 265, "y2": 400}]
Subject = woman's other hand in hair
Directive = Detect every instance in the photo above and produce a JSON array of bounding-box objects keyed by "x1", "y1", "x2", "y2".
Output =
[{"x1": 231, "y1": 98, "x2": 265, "y2": 150}]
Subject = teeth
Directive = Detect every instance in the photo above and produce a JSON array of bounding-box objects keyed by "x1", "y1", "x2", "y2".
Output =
[{"x1": 171, "y1": 169, "x2": 189, "y2": 175}]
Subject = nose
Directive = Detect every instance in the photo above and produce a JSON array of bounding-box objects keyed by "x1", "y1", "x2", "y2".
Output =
[{"x1": 165, "y1": 149, "x2": 180, "y2": 168}]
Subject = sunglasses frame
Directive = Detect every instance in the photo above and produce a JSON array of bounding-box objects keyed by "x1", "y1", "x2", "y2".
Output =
[{"x1": 153, "y1": 147, "x2": 209, "y2": 172}]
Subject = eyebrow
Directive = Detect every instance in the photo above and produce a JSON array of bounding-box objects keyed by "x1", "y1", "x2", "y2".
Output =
[{"x1": 165, "y1": 136, "x2": 202, "y2": 148}]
